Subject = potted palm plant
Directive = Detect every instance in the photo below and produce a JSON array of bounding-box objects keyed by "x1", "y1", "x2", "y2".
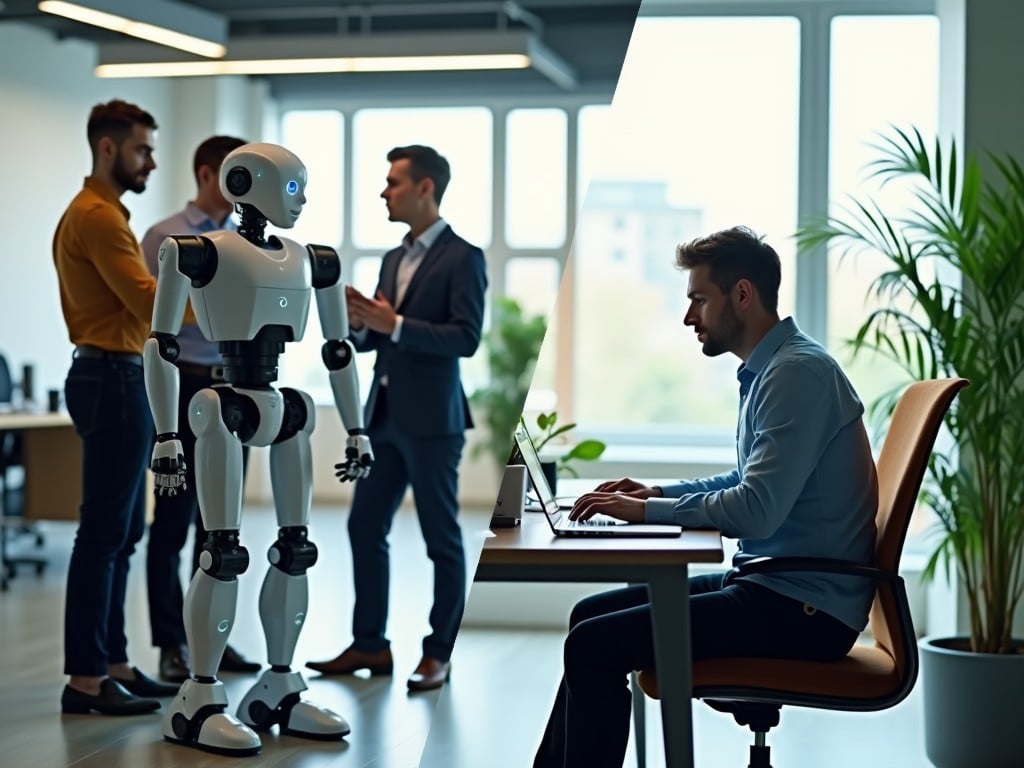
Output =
[
  {"x1": 470, "y1": 296, "x2": 548, "y2": 473},
  {"x1": 797, "y1": 126, "x2": 1024, "y2": 767}
]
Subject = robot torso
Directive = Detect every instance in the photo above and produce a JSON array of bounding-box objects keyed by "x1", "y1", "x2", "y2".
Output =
[{"x1": 190, "y1": 230, "x2": 312, "y2": 344}]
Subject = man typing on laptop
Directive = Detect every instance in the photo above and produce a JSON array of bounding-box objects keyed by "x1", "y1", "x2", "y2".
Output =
[
  {"x1": 514, "y1": 419, "x2": 681, "y2": 537},
  {"x1": 533, "y1": 226, "x2": 878, "y2": 768}
]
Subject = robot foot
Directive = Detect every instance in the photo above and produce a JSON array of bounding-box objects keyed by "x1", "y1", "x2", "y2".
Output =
[
  {"x1": 163, "y1": 678, "x2": 262, "y2": 757},
  {"x1": 238, "y1": 669, "x2": 351, "y2": 740}
]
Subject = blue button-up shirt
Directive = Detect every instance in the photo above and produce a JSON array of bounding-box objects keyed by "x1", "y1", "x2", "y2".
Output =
[
  {"x1": 646, "y1": 317, "x2": 878, "y2": 630},
  {"x1": 141, "y1": 202, "x2": 236, "y2": 365}
]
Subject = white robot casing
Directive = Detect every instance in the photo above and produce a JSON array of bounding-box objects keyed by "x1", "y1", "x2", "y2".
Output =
[
  {"x1": 188, "y1": 231, "x2": 313, "y2": 343},
  {"x1": 143, "y1": 141, "x2": 368, "y2": 755}
]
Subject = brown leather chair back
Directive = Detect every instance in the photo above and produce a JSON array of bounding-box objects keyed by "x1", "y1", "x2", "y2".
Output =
[{"x1": 868, "y1": 378, "x2": 969, "y2": 671}]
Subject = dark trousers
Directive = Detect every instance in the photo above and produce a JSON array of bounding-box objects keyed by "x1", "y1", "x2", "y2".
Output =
[
  {"x1": 145, "y1": 370, "x2": 248, "y2": 649},
  {"x1": 347, "y1": 395, "x2": 466, "y2": 662},
  {"x1": 63, "y1": 357, "x2": 152, "y2": 676},
  {"x1": 533, "y1": 572, "x2": 860, "y2": 768}
]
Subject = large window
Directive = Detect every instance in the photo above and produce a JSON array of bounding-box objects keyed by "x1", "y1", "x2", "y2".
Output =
[
  {"x1": 276, "y1": 102, "x2": 574, "y2": 404},
  {"x1": 827, "y1": 14, "x2": 940, "y2": 412},
  {"x1": 275, "y1": 3, "x2": 939, "y2": 464},
  {"x1": 572, "y1": 17, "x2": 800, "y2": 434}
]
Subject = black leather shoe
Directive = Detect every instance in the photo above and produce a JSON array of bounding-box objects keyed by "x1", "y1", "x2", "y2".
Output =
[
  {"x1": 219, "y1": 644, "x2": 261, "y2": 674},
  {"x1": 159, "y1": 645, "x2": 190, "y2": 683},
  {"x1": 112, "y1": 667, "x2": 180, "y2": 697},
  {"x1": 61, "y1": 679, "x2": 160, "y2": 716}
]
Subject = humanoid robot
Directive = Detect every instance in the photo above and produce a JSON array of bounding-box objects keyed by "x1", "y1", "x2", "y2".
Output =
[{"x1": 143, "y1": 142, "x2": 373, "y2": 756}]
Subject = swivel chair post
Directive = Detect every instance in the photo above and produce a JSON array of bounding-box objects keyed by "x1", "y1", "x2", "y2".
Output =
[{"x1": 749, "y1": 732, "x2": 771, "y2": 768}]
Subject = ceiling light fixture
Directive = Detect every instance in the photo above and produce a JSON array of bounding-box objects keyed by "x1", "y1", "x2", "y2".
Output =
[
  {"x1": 38, "y1": 0, "x2": 227, "y2": 58},
  {"x1": 94, "y1": 30, "x2": 578, "y2": 89}
]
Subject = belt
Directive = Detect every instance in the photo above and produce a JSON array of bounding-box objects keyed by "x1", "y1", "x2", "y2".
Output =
[
  {"x1": 73, "y1": 345, "x2": 142, "y2": 367},
  {"x1": 176, "y1": 361, "x2": 226, "y2": 382}
]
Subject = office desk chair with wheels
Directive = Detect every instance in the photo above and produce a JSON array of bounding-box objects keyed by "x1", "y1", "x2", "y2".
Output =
[
  {"x1": 633, "y1": 377, "x2": 969, "y2": 768},
  {"x1": 0, "y1": 352, "x2": 47, "y2": 591}
]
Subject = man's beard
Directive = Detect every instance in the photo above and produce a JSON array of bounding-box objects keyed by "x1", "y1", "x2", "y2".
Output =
[
  {"x1": 700, "y1": 302, "x2": 744, "y2": 357},
  {"x1": 112, "y1": 152, "x2": 147, "y2": 194}
]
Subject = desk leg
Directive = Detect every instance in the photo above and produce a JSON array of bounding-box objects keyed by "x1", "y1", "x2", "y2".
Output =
[
  {"x1": 632, "y1": 671, "x2": 646, "y2": 768},
  {"x1": 648, "y1": 566, "x2": 693, "y2": 768}
]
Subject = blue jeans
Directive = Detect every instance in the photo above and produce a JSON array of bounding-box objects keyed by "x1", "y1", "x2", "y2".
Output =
[{"x1": 63, "y1": 357, "x2": 153, "y2": 676}]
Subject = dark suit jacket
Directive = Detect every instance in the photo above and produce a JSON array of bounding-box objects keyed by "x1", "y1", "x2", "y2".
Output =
[{"x1": 354, "y1": 224, "x2": 487, "y2": 438}]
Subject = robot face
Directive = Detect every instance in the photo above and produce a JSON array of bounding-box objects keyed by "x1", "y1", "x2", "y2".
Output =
[{"x1": 220, "y1": 142, "x2": 308, "y2": 229}]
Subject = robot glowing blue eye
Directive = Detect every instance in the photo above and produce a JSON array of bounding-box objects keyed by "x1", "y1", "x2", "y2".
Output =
[{"x1": 285, "y1": 180, "x2": 299, "y2": 195}]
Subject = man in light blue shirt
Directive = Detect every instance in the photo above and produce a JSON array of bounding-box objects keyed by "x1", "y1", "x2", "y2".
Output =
[
  {"x1": 140, "y1": 135, "x2": 260, "y2": 683},
  {"x1": 534, "y1": 226, "x2": 878, "y2": 768}
]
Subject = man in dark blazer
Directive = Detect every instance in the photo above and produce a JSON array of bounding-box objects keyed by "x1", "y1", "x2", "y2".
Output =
[{"x1": 307, "y1": 145, "x2": 487, "y2": 691}]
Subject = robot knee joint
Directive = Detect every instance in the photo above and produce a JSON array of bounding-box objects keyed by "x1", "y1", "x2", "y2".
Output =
[
  {"x1": 267, "y1": 526, "x2": 318, "y2": 576},
  {"x1": 198, "y1": 531, "x2": 250, "y2": 581}
]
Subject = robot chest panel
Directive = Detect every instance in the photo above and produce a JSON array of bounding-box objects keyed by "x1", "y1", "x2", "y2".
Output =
[{"x1": 191, "y1": 235, "x2": 312, "y2": 341}]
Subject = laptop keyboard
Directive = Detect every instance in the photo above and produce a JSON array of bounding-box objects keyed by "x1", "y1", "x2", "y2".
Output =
[{"x1": 564, "y1": 515, "x2": 617, "y2": 527}]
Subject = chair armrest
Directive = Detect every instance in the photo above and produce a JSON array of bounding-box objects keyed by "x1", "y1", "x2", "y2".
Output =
[{"x1": 723, "y1": 556, "x2": 901, "y2": 586}]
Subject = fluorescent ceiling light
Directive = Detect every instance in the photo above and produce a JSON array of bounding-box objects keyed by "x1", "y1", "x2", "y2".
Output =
[
  {"x1": 95, "y1": 31, "x2": 578, "y2": 89},
  {"x1": 38, "y1": 0, "x2": 227, "y2": 59},
  {"x1": 97, "y1": 54, "x2": 531, "y2": 77}
]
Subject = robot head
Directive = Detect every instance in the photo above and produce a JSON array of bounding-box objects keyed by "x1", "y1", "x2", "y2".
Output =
[{"x1": 220, "y1": 142, "x2": 307, "y2": 229}]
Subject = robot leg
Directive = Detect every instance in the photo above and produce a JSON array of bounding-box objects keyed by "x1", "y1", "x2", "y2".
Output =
[
  {"x1": 163, "y1": 388, "x2": 261, "y2": 756},
  {"x1": 237, "y1": 388, "x2": 350, "y2": 740}
]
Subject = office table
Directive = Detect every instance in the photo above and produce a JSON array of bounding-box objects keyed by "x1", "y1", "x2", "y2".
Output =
[
  {"x1": 0, "y1": 411, "x2": 81, "y2": 589},
  {"x1": 475, "y1": 512, "x2": 723, "y2": 768},
  {"x1": 0, "y1": 410, "x2": 81, "y2": 521}
]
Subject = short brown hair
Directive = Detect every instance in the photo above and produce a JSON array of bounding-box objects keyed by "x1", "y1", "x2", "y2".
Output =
[
  {"x1": 86, "y1": 99, "x2": 157, "y2": 155},
  {"x1": 193, "y1": 135, "x2": 247, "y2": 182},
  {"x1": 675, "y1": 226, "x2": 781, "y2": 313},
  {"x1": 387, "y1": 144, "x2": 451, "y2": 204}
]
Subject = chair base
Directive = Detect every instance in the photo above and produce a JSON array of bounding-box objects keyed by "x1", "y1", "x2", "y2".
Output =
[
  {"x1": 704, "y1": 701, "x2": 779, "y2": 768},
  {"x1": 748, "y1": 743, "x2": 772, "y2": 768},
  {"x1": 1, "y1": 519, "x2": 47, "y2": 591}
]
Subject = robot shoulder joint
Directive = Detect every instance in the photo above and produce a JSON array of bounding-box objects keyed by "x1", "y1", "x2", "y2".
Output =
[{"x1": 307, "y1": 244, "x2": 341, "y2": 289}]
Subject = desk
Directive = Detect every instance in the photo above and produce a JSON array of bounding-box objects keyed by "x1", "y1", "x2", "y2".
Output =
[
  {"x1": 0, "y1": 411, "x2": 81, "y2": 521},
  {"x1": 475, "y1": 512, "x2": 723, "y2": 768}
]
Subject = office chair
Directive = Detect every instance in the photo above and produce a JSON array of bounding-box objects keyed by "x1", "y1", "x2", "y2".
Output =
[
  {"x1": 633, "y1": 377, "x2": 969, "y2": 768},
  {"x1": 0, "y1": 352, "x2": 47, "y2": 590}
]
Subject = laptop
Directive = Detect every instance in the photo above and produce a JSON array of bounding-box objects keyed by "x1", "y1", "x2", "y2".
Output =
[{"x1": 513, "y1": 419, "x2": 683, "y2": 538}]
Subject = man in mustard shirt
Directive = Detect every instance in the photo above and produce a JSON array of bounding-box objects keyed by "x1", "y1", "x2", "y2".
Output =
[{"x1": 53, "y1": 99, "x2": 179, "y2": 716}]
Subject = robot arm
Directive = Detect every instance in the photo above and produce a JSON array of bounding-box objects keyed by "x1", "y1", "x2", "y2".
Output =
[
  {"x1": 143, "y1": 235, "x2": 211, "y2": 494},
  {"x1": 308, "y1": 244, "x2": 373, "y2": 482}
]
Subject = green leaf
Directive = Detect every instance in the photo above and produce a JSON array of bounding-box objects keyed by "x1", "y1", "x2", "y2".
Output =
[{"x1": 562, "y1": 439, "x2": 607, "y2": 462}]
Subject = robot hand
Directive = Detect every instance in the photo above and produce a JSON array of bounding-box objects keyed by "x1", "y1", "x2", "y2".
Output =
[
  {"x1": 151, "y1": 437, "x2": 188, "y2": 496},
  {"x1": 334, "y1": 434, "x2": 373, "y2": 482}
]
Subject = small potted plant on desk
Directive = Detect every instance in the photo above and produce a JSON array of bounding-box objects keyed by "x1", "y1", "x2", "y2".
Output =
[
  {"x1": 531, "y1": 411, "x2": 606, "y2": 496},
  {"x1": 798, "y1": 126, "x2": 1024, "y2": 768}
]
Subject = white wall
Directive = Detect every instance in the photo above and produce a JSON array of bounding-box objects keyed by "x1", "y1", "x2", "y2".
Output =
[
  {"x1": 0, "y1": 23, "x2": 271, "y2": 402},
  {"x1": 0, "y1": 23, "x2": 171, "y2": 396}
]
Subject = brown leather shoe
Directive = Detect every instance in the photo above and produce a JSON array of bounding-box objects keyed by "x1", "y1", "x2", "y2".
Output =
[
  {"x1": 306, "y1": 645, "x2": 394, "y2": 676},
  {"x1": 406, "y1": 656, "x2": 450, "y2": 692}
]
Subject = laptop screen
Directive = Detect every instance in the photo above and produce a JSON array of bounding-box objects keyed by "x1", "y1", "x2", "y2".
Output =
[{"x1": 513, "y1": 418, "x2": 560, "y2": 514}]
